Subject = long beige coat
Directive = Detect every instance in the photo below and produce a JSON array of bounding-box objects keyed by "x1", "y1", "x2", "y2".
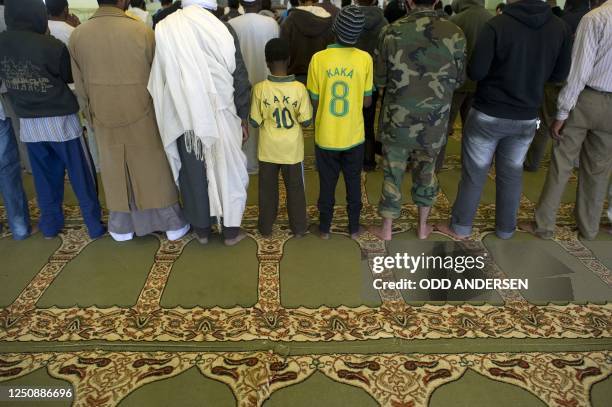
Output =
[{"x1": 69, "y1": 6, "x2": 178, "y2": 212}]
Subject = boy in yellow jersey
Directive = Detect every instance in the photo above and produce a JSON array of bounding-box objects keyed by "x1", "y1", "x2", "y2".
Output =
[
  {"x1": 307, "y1": 6, "x2": 373, "y2": 240},
  {"x1": 250, "y1": 38, "x2": 313, "y2": 237}
]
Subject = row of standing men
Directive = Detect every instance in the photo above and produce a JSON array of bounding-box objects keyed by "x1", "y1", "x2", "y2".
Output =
[{"x1": 0, "y1": 0, "x2": 610, "y2": 245}]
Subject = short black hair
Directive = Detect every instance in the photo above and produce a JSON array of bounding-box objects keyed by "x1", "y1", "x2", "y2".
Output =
[
  {"x1": 97, "y1": 0, "x2": 119, "y2": 5},
  {"x1": 261, "y1": 0, "x2": 272, "y2": 10},
  {"x1": 496, "y1": 2, "x2": 506, "y2": 11},
  {"x1": 46, "y1": 0, "x2": 68, "y2": 16},
  {"x1": 130, "y1": 0, "x2": 146, "y2": 9},
  {"x1": 161, "y1": 0, "x2": 173, "y2": 5},
  {"x1": 289, "y1": 0, "x2": 299, "y2": 6},
  {"x1": 228, "y1": 0, "x2": 240, "y2": 8},
  {"x1": 265, "y1": 38, "x2": 290, "y2": 63},
  {"x1": 413, "y1": 0, "x2": 437, "y2": 6}
]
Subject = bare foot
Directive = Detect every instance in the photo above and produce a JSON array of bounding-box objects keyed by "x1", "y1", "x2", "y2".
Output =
[
  {"x1": 517, "y1": 221, "x2": 537, "y2": 234},
  {"x1": 367, "y1": 225, "x2": 392, "y2": 241},
  {"x1": 224, "y1": 230, "x2": 247, "y2": 246},
  {"x1": 196, "y1": 236, "x2": 209, "y2": 245},
  {"x1": 319, "y1": 231, "x2": 330, "y2": 240},
  {"x1": 517, "y1": 221, "x2": 552, "y2": 239},
  {"x1": 435, "y1": 223, "x2": 468, "y2": 240},
  {"x1": 350, "y1": 226, "x2": 365, "y2": 241},
  {"x1": 417, "y1": 223, "x2": 433, "y2": 240}
]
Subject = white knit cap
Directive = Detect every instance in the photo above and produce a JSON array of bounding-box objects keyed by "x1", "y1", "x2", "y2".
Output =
[{"x1": 182, "y1": 0, "x2": 218, "y2": 10}]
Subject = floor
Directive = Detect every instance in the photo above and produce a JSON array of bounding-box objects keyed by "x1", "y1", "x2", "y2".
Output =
[{"x1": 0, "y1": 126, "x2": 611, "y2": 406}]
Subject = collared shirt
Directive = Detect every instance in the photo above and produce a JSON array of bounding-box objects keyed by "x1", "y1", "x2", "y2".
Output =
[
  {"x1": 557, "y1": 0, "x2": 612, "y2": 120},
  {"x1": 250, "y1": 75, "x2": 313, "y2": 164},
  {"x1": 20, "y1": 114, "x2": 82, "y2": 143},
  {"x1": 307, "y1": 44, "x2": 373, "y2": 151}
]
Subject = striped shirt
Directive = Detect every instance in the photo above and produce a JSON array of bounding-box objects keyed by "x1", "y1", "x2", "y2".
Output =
[
  {"x1": 557, "y1": 0, "x2": 612, "y2": 120},
  {"x1": 20, "y1": 113, "x2": 82, "y2": 143}
]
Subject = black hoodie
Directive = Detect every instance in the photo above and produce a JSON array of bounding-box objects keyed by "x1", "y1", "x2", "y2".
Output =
[
  {"x1": 469, "y1": 0, "x2": 572, "y2": 120},
  {"x1": 0, "y1": 0, "x2": 79, "y2": 118},
  {"x1": 280, "y1": 8, "x2": 334, "y2": 76},
  {"x1": 355, "y1": 6, "x2": 388, "y2": 57}
]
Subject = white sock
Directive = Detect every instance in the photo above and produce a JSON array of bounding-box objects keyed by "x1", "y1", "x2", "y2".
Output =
[
  {"x1": 166, "y1": 224, "x2": 191, "y2": 241},
  {"x1": 109, "y1": 231, "x2": 134, "y2": 242}
]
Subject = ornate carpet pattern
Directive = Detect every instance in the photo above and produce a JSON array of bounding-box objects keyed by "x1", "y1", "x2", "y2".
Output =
[
  {"x1": 1, "y1": 129, "x2": 610, "y2": 405},
  {"x1": 0, "y1": 350, "x2": 610, "y2": 407}
]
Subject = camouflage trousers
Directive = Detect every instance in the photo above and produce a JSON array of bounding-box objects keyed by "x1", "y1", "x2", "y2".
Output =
[{"x1": 378, "y1": 142, "x2": 440, "y2": 219}]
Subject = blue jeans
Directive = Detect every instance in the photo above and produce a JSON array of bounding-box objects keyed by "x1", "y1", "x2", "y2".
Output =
[
  {"x1": 451, "y1": 109, "x2": 537, "y2": 239},
  {"x1": 0, "y1": 117, "x2": 30, "y2": 239},
  {"x1": 26, "y1": 137, "x2": 104, "y2": 239}
]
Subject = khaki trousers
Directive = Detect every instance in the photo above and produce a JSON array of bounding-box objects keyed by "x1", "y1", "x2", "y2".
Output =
[{"x1": 535, "y1": 88, "x2": 612, "y2": 239}]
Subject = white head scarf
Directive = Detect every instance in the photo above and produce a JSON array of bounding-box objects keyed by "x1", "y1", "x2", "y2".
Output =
[{"x1": 182, "y1": 0, "x2": 218, "y2": 10}]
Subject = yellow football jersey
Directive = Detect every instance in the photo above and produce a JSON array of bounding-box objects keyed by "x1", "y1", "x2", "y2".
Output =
[
  {"x1": 249, "y1": 75, "x2": 313, "y2": 165},
  {"x1": 307, "y1": 44, "x2": 374, "y2": 151}
]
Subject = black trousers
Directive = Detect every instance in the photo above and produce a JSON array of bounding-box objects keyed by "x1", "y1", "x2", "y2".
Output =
[
  {"x1": 363, "y1": 90, "x2": 379, "y2": 168},
  {"x1": 258, "y1": 161, "x2": 308, "y2": 235},
  {"x1": 177, "y1": 135, "x2": 239, "y2": 240},
  {"x1": 315, "y1": 144, "x2": 364, "y2": 234}
]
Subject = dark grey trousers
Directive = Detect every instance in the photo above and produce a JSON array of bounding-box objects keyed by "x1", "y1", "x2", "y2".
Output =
[{"x1": 177, "y1": 135, "x2": 239, "y2": 240}]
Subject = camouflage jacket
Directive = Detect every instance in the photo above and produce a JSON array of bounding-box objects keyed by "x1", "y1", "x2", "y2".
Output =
[{"x1": 375, "y1": 8, "x2": 466, "y2": 147}]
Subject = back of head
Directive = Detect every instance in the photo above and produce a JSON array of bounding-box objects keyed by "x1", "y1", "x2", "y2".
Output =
[
  {"x1": 333, "y1": 5, "x2": 366, "y2": 45},
  {"x1": 289, "y1": 0, "x2": 299, "y2": 7},
  {"x1": 161, "y1": 0, "x2": 173, "y2": 5},
  {"x1": 228, "y1": 0, "x2": 240, "y2": 9},
  {"x1": 265, "y1": 38, "x2": 290, "y2": 63},
  {"x1": 564, "y1": 0, "x2": 591, "y2": 12},
  {"x1": 183, "y1": 0, "x2": 219, "y2": 9},
  {"x1": 5, "y1": 0, "x2": 48, "y2": 34},
  {"x1": 130, "y1": 0, "x2": 146, "y2": 10},
  {"x1": 261, "y1": 0, "x2": 272, "y2": 11},
  {"x1": 46, "y1": 0, "x2": 68, "y2": 17},
  {"x1": 414, "y1": 0, "x2": 437, "y2": 6}
]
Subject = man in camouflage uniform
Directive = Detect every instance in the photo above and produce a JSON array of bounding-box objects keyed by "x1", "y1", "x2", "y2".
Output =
[{"x1": 369, "y1": 0, "x2": 466, "y2": 240}]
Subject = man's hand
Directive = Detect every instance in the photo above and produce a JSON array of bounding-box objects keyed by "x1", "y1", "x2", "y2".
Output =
[
  {"x1": 550, "y1": 119, "x2": 565, "y2": 142},
  {"x1": 67, "y1": 14, "x2": 81, "y2": 28},
  {"x1": 241, "y1": 121, "x2": 249, "y2": 145}
]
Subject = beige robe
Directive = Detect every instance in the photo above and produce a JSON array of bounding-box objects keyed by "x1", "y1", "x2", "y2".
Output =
[{"x1": 69, "y1": 6, "x2": 177, "y2": 212}]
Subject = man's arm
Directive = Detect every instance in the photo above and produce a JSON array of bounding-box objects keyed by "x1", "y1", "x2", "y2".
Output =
[
  {"x1": 59, "y1": 46, "x2": 74, "y2": 84},
  {"x1": 68, "y1": 37, "x2": 91, "y2": 123},
  {"x1": 227, "y1": 24, "x2": 251, "y2": 122},
  {"x1": 454, "y1": 34, "x2": 467, "y2": 89},
  {"x1": 548, "y1": 24, "x2": 572, "y2": 83},
  {"x1": 555, "y1": 16, "x2": 598, "y2": 121},
  {"x1": 467, "y1": 23, "x2": 495, "y2": 82},
  {"x1": 373, "y1": 26, "x2": 389, "y2": 91},
  {"x1": 363, "y1": 95, "x2": 372, "y2": 109}
]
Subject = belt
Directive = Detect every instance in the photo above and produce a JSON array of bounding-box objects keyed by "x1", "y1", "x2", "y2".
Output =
[{"x1": 586, "y1": 86, "x2": 612, "y2": 95}]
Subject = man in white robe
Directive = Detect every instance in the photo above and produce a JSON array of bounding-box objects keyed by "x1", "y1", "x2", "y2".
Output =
[
  {"x1": 229, "y1": 0, "x2": 279, "y2": 174},
  {"x1": 148, "y1": 0, "x2": 250, "y2": 246}
]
